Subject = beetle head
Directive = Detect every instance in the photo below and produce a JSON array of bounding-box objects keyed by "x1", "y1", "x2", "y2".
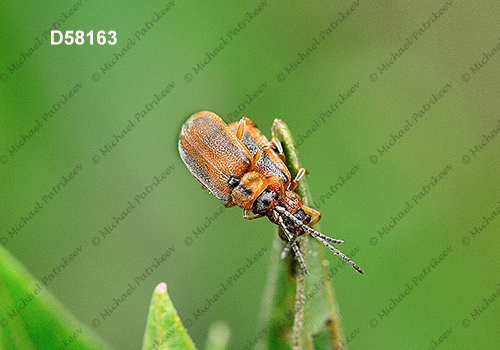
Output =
[{"x1": 252, "y1": 189, "x2": 279, "y2": 215}]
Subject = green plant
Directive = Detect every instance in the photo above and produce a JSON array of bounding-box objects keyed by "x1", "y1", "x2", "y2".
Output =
[{"x1": 0, "y1": 120, "x2": 349, "y2": 349}]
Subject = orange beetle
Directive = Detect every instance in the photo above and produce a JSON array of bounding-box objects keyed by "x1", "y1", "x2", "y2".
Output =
[{"x1": 179, "y1": 111, "x2": 363, "y2": 275}]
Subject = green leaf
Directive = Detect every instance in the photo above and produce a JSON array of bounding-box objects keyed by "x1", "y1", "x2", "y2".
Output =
[
  {"x1": 257, "y1": 119, "x2": 346, "y2": 349},
  {"x1": 257, "y1": 238, "x2": 296, "y2": 350},
  {"x1": 205, "y1": 321, "x2": 230, "y2": 350},
  {"x1": 141, "y1": 283, "x2": 197, "y2": 350},
  {"x1": 0, "y1": 245, "x2": 112, "y2": 350},
  {"x1": 311, "y1": 326, "x2": 333, "y2": 350}
]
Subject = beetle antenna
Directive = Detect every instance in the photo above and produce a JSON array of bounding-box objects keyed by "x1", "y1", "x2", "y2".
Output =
[
  {"x1": 275, "y1": 206, "x2": 363, "y2": 274},
  {"x1": 277, "y1": 214, "x2": 309, "y2": 276},
  {"x1": 311, "y1": 232, "x2": 364, "y2": 274}
]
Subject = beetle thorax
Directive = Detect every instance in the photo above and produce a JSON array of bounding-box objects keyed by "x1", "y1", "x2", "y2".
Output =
[{"x1": 231, "y1": 171, "x2": 268, "y2": 210}]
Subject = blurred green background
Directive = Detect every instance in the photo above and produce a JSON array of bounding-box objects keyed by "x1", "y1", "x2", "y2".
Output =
[{"x1": 1, "y1": 0, "x2": 499, "y2": 349}]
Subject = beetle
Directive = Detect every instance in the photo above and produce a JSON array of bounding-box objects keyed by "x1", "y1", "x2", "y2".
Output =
[{"x1": 178, "y1": 111, "x2": 363, "y2": 275}]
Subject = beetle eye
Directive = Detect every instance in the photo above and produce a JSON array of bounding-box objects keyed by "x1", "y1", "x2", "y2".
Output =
[
  {"x1": 272, "y1": 192, "x2": 278, "y2": 200},
  {"x1": 291, "y1": 209, "x2": 311, "y2": 225},
  {"x1": 293, "y1": 210, "x2": 305, "y2": 221},
  {"x1": 228, "y1": 177, "x2": 240, "y2": 188}
]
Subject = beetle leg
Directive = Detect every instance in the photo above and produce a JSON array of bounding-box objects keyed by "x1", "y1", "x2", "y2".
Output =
[
  {"x1": 248, "y1": 141, "x2": 272, "y2": 171},
  {"x1": 277, "y1": 177, "x2": 286, "y2": 200},
  {"x1": 288, "y1": 167, "x2": 307, "y2": 191},
  {"x1": 236, "y1": 117, "x2": 247, "y2": 140},
  {"x1": 271, "y1": 120, "x2": 285, "y2": 162},
  {"x1": 251, "y1": 146, "x2": 266, "y2": 165},
  {"x1": 302, "y1": 205, "x2": 321, "y2": 225},
  {"x1": 242, "y1": 209, "x2": 265, "y2": 220}
]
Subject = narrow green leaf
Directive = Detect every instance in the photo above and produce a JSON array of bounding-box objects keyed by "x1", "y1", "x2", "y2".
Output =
[
  {"x1": 141, "y1": 283, "x2": 197, "y2": 350},
  {"x1": 0, "y1": 246, "x2": 112, "y2": 350},
  {"x1": 257, "y1": 236, "x2": 296, "y2": 350},
  {"x1": 258, "y1": 119, "x2": 345, "y2": 349}
]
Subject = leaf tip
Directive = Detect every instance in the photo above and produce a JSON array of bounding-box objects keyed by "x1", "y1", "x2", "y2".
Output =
[{"x1": 155, "y1": 282, "x2": 167, "y2": 294}]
